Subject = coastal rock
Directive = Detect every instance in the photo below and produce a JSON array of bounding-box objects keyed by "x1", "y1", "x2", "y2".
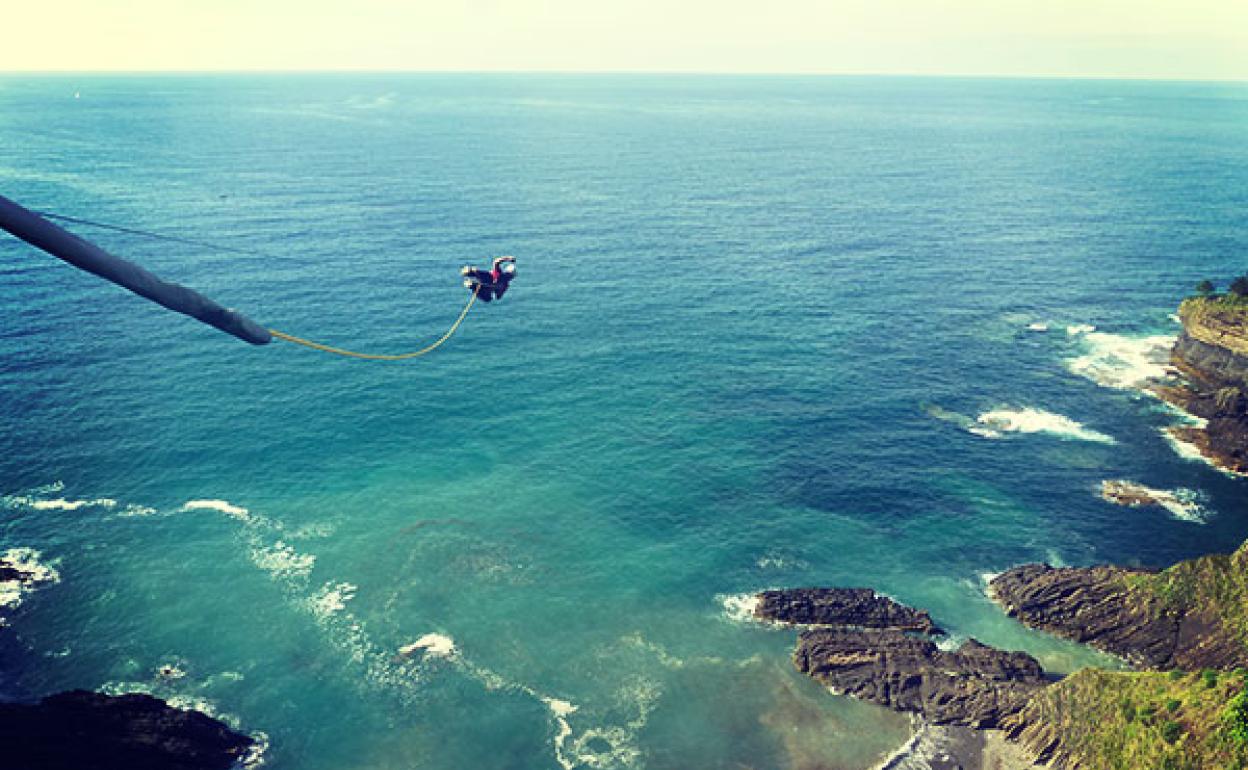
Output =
[
  {"x1": 989, "y1": 564, "x2": 1176, "y2": 669},
  {"x1": 1099, "y1": 480, "x2": 1164, "y2": 508},
  {"x1": 0, "y1": 690, "x2": 255, "y2": 770},
  {"x1": 755, "y1": 588, "x2": 942, "y2": 634},
  {"x1": 1161, "y1": 299, "x2": 1248, "y2": 475},
  {"x1": 990, "y1": 562, "x2": 1248, "y2": 670},
  {"x1": 794, "y1": 628, "x2": 1046, "y2": 728}
]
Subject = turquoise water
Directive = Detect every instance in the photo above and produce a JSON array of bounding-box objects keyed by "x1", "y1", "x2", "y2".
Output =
[{"x1": 2, "y1": 74, "x2": 1248, "y2": 769}]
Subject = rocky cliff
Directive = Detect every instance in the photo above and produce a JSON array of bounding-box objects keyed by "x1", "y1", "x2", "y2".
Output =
[
  {"x1": 990, "y1": 542, "x2": 1248, "y2": 672},
  {"x1": 1162, "y1": 297, "x2": 1248, "y2": 475}
]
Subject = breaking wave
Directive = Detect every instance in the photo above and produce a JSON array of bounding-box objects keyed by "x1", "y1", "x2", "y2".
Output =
[
  {"x1": 973, "y1": 408, "x2": 1117, "y2": 444},
  {"x1": 1100, "y1": 480, "x2": 1209, "y2": 523},
  {"x1": 1066, "y1": 331, "x2": 1178, "y2": 390},
  {"x1": 0, "y1": 547, "x2": 61, "y2": 620}
]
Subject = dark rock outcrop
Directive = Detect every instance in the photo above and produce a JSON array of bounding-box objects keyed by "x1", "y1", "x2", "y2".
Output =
[
  {"x1": 795, "y1": 628, "x2": 1047, "y2": 728},
  {"x1": 1160, "y1": 300, "x2": 1248, "y2": 475},
  {"x1": 755, "y1": 588, "x2": 942, "y2": 634},
  {"x1": 760, "y1": 589, "x2": 1048, "y2": 730},
  {"x1": 990, "y1": 562, "x2": 1248, "y2": 670},
  {"x1": 0, "y1": 690, "x2": 254, "y2": 770}
]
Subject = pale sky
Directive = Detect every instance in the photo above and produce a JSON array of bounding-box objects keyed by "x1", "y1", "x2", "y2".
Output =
[{"x1": 5, "y1": 0, "x2": 1248, "y2": 80}]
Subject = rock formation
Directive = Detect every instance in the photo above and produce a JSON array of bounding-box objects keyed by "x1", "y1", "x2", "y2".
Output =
[
  {"x1": 1160, "y1": 297, "x2": 1248, "y2": 475},
  {"x1": 758, "y1": 588, "x2": 1047, "y2": 730},
  {"x1": 990, "y1": 557, "x2": 1248, "y2": 671},
  {"x1": 754, "y1": 587, "x2": 941, "y2": 633},
  {"x1": 795, "y1": 628, "x2": 1048, "y2": 728},
  {"x1": 0, "y1": 690, "x2": 255, "y2": 770}
]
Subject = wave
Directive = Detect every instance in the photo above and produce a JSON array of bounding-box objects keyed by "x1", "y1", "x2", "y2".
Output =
[
  {"x1": 564, "y1": 677, "x2": 661, "y2": 770},
  {"x1": 1, "y1": 489, "x2": 156, "y2": 518},
  {"x1": 1100, "y1": 480, "x2": 1209, "y2": 523},
  {"x1": 1160, "y1": 428, "x2": 1248, "y2": 479},
  {"x1": 306, "y1": 582, "x2": 356, "y2": 619},
  {"x1": 250, "y1": 541, "x2": 316, "y2": 581},
  {"x1": 2, "y1": 491, "x2": 119, "y2": 512},
  {"x1": 181, "y1": 499, "x2": 251, "y2": 521},
  {"x1": 1027, "y1": 322, "x2": 1049, "y2": 332},
  {"x1": 397, "y1": 633, "x2": 457, "y2": 660},
  {"x1": 973, "y1": 408, "x2": 1117, "y2": 444},
  {"x1": 717, "y1": 592, "x2": 761, "y2": 624},
  {"x1": 1066, "y1": 323, "x2": 1097, "y2": 336},
  {"x1": 1066, "y1": 331, "x2": 1178, "y2": 390},
  {"x1": 0, "y1": 547, "x2": 61, "y2": 620}
]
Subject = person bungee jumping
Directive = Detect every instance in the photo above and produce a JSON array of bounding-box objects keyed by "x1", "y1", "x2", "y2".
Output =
[{"x1": 461, "y1": 256, "x2": 516, "y2": 302}]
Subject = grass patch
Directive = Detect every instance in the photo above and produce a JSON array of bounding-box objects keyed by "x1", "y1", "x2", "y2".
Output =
[
  {"x1": 1020, "y1": 669, "x2": 1248, "y2": 769},
  {"x1": 1121, "y1": 541, "x2": 1248, "y2": 653}
]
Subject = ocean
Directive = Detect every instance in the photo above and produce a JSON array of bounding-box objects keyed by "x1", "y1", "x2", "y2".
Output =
[{"x1": 1, "y1": 74, "x2": 1247, "y2": 769}]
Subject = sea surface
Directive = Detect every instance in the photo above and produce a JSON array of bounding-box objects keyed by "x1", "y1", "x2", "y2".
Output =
[{"x1": 1, "y1": 74, "x2": 1247, "y2": 770}]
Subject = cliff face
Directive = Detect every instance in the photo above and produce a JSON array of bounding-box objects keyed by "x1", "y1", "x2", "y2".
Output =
[
  {"x1": 1164, "y1": 297, "x2": 1248, "y2": 474},
  {"x1": 990, "y1": 542, "x2": 1248, "y2": 672}
]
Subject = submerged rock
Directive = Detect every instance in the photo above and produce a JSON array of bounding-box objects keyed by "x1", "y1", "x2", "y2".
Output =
[
  {"x1": 794, "y1": 629, "x2": 1047, "y2": 729},
  {"x1": 0, "y1": 690, "x2": 254, "y2": 770},
  {"x1": 754, "y1": 588, "x2": 942, "y2": 634}
]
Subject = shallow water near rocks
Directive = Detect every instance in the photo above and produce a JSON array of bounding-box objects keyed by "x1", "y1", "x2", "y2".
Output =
[{"x1": 2, "y1": 74, "x2": 1247, "y2": 769}]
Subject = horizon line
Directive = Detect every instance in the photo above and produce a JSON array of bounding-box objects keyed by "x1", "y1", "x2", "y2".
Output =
[{"x1": 1, "y1": 69, "x2": 1246, "y2": 85}]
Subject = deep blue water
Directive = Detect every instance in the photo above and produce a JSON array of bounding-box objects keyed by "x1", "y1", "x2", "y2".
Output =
[{"x1": 2, "y1": 74, "x2": 1248, "y2": 770}]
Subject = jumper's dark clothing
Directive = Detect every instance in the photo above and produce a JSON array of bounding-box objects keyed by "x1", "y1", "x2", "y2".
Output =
[{"x1": 465, "y1": 267, "x2": 512, "y2": 302}]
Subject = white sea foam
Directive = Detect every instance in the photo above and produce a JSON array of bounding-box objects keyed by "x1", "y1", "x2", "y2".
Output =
[
  {"x1": 1066, "y1": 323, "x2": 1097, "y2": 336},
  {"x1": 397, "y1": 632, "x2": 457, "y2": 659},
  {"x1": 157, "y1": 663, "x2": 187, "y2": 680},
  {"x1": 307, "y1": 582, "x2": 356, "y2": 618},
  {"x1": 1027, "y1": 322, "x2": 1049, "y2": 332},
  {"x1": 755, "y1": 552, "x2": 808, "y2": 570},
  {"x1": 115, "y1": 504, "x2": 160, "y2": 517},
  {"x1": 545, "y1": 697, "x2": 580, "y2": 770},
  {"x1": 935, "y1": 634, "x2": 966, "y2": 652},
  {"x1": 1066, "y1": 331, "x2": 1178, "y2": 390},
  {"x1": 974, "y1": 408, "x2": 1116, "y2": 444},
  {"x1": 0, "y1": 547, "x2": 61, "y2": 619},
  {"x1": 1100, "y1": 480, "x2": 1209, "y2": 523},
  {"x1": 181, "y1": 499, "x2": 251, "y2": 520},
  {"x1": 287, "y1": 521, "x2": 336, "y2": 540},
  {"x1": 718, "y1": 592, "x2": 761, "y2": 624},
  {"x1": 566, "y1": 677, "x2": 661, "y2": 770},
  {"x1": 250, "y1": 541, "x2": 315, "y2": 581},
  {"x1": 1160, "y1": 428, "x2": 1247, "y2": 478},
  {"x1": 32, "y1": 497, "x2": 116, "y2": 511},
  {"x1": 241, "y1": 731, "x2": 270, "y2": 768},
  {"x1": 2, "y1": 493, "x2": 117, "y2": 511}
]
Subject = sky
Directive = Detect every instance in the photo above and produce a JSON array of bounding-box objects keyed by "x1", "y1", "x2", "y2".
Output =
[{"x1": 4, "y1": 0, "x2": 1248, "y2": 80}]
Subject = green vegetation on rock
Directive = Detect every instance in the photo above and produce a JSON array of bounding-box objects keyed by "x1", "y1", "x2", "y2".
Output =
[
  {"x1": 1126, "y1": 541, "x2": 1248, "y2": 652},
  {"x1": 1012, "y1": 669, "x2": 1248, "y2": 770}
]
